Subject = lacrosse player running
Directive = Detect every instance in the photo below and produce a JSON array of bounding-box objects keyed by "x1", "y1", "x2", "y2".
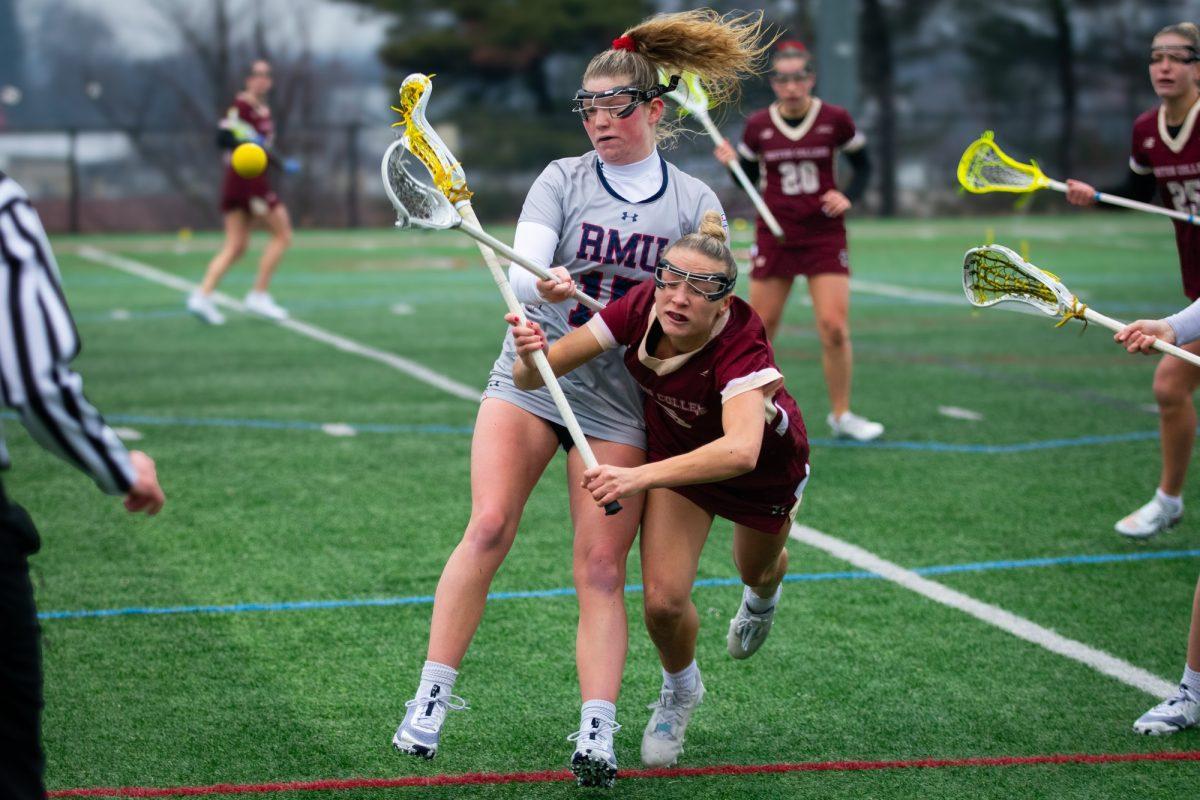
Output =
[
  {"x1": 391, "y1": 10, "x2": 770, "y2": 788},
  {"x1": 712, "y1": 40, "x2": 880, "y2": 442},
  {"x1": 1064, "y1": 23, "x2": 1200, "y2": 538},
  {"x1": 510, "y1": 211, "x2": 809, "y2": 769},
  {"x1": 187, "y1": 59, "x2": 294, "y2": 325},
  {"x1": 1109, "y1": 309, "x2": 1200, "y2": 734}
]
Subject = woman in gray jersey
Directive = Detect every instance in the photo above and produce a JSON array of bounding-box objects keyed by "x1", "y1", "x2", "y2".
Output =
[{"x1": 391, "y1": 9, "x2": 771, "y2": 788}]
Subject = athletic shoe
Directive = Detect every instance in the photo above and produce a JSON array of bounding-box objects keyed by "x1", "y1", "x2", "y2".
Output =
[
  {"x1": 727, "y1": 589, "x2": 779, "y2": 660},
  {"x1": 391, "y1": 688, "x2": 468, "y2": 760},
  {"x1": 827, "y1": 410, "x2": 884, "y2": 442},
  {"x1": 1114, "y1": 495, "x2": 1182, "y2": 539},
  {"x1": 641, "y1": 678, "x2": 705, "y2": 768},
  {"x1": 244, "y1": 290, "x2": 288, "y2": 320},
  {"x1": 567, "y1": 717, "x2": 621, "y2": 788},
  {"x1": 1132, "y1": 683, "x2": 1200, "y2": 735},
  {"x1": 186, "y1": 291, "x2": 225, "y2": 325}
]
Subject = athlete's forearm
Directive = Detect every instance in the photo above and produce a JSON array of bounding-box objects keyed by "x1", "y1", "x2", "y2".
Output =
[{"x1": 636, "y1": 433, "x2": 761, "y2": 490}]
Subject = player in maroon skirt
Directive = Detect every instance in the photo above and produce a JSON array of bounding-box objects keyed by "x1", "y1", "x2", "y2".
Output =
[
  {"x1": 714, "y1": 41, "x2": 881, "y2": 442},
  {"x1": 509, "y1": 210, "x2": 809, "y2": 768},
  {"x1": 1066, "y1": 23, "x2": 1200, "y2": 538},
  {"x1": 186, "y1": 59, "x2": 293, "y2": 325}
]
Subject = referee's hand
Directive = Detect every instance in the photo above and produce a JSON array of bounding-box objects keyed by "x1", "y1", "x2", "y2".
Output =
[{"x1": 124, "y1": 451, "x2": 165, "y2": 516}]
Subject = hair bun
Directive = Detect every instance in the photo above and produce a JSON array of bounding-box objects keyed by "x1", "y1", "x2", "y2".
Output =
[{"x1": 698, "y1": 210, "x2": 727, "y2": 243}]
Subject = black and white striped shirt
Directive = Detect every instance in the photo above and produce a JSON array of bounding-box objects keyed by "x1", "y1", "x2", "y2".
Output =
[{"x1": 0, "y1": 172, "x2": 134, "y2": 495}]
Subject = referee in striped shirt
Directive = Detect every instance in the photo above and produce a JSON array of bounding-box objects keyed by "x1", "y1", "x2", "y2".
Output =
[{"x1": 0, "y1": 171, "x2": 165, "y2": 800}]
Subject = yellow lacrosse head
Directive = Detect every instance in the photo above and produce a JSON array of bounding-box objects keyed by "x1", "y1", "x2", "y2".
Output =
[
  {"x1": 390, "y1": 74, "x2": 473, "y2": 204},
  {"x1": 659, "y1": 69, "x2": 711, "y2": 117},
  {"x1": 957, "y1": 131, "x2": 1051, "y2": 194}
]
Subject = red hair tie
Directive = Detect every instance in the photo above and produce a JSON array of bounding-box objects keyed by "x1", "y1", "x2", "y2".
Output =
[{"x1": 612, "y1": 35, "x2": 636, "y2": 52}]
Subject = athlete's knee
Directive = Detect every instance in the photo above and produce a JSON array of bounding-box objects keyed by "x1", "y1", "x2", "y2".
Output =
[
  {"x1": 642, "y1": 585, "x2": 690, "y2": 630},
  {"x1": 1153, "y1": 373, "x2": 1194, "y2": 407},
  {"x1": 273, "y1": 226, "x2": 293, "y2": 248},
  {"x1": 815, "y1": 314, "x2": 848, "y2": 349},
  {"x1": 461, "y1": 508, "x2": 517, "y2": 556},
  {"x1": 576, "y1": 542, "x2": 628, "y2": 596}
]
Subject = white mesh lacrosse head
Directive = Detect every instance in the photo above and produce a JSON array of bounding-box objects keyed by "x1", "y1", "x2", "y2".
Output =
[
  {"x1": 381, "y1": 139, "x2": 461, "y2": 231},
  {"x1": 962, "y1": 244, "x2": 1075, "y2": 316}
]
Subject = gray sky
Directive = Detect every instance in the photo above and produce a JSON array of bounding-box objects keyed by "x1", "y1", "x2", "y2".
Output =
[{"x1": 19, "y1": 0, "x2": 388, "y2": 58}]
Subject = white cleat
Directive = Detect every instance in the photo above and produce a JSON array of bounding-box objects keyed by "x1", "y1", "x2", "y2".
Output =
[
  {"x1": 641, "y1": 678, "x2": 705, "y2": 768},
  {"x1": 567, "y1": 717, "x2": 621, "y2": 788},
  {"x1": 827, "y1": 410, "x2": 884, "y2": 442},
  {"x1": 186, "y1": 291, "x2": 225, "y2": 325},
  {"x1": 727, "y1": 590, "x2": 778, "y2": 660},
  {"x1": 391, "y1": 687, "x2": 468, "y2": 760},
  {"x1": 1115, "y1": 495, "x2": 1182, "y2": 540},
  {"x1": 1132, "y1": 683, "x2": 1200, "y2": 735},
  {"x1": 244, "y1": 290, "x2": 289, "y2": 321}
]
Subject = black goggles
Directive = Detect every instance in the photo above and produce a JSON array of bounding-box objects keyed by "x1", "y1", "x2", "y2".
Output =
[
  {"x1": 571, "y1": 74, "x2": 680, "y2": 121},
  {"x1": 653, "y1": 257, "x2": 736, "y2": 301},
  {"x1": 1151, "y1": 44, "x2": 1200, "y2": 64}
]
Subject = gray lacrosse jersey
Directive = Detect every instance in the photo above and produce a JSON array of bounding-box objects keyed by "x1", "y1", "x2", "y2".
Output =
[{"x1": 485, "y1": 150, "x2": 726, "y2": 448}]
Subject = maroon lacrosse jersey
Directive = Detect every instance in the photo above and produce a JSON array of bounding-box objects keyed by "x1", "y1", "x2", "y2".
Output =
[
  {"x1": 738, "y1": 99, "x2": 865, "y2": 245},
  {"x1": 220, "y1": 94, "x2": 279, "y2": 214},
  {"x1": 1130, "y1": 100, "x2": 1200, "y2": 299},
  {"x1": 588, "y1": 280, "x2": 810, "y2": 533}
]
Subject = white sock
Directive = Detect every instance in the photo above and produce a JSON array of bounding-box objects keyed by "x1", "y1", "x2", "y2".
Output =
[
  {"x1": 662, "y1": 661, "x2": 700, "y2": 695},
  {"x1": 1156, "y1": 488, "x2": 1183, "y2": 513},
  {"x1": 580, "y1": 699, "x2": 617, "y2": 733},
  {"x1": 1182, "y1": 665, "x2": 1200, "y2": 695},
  {"x1": 744, "y1": 583, "x2": 781, "y2": 614},
  {"x1": 416, "y1": 660, "x2": 458, "y2": 700}
]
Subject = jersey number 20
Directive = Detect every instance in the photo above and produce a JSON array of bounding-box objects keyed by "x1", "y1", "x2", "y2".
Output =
[{"x1": 779, "y1": 161, "x2": 819, "y2": 195}]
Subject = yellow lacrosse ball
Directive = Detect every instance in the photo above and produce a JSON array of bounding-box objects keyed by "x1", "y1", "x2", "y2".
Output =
[{"x1": 231, "y1": 143, "x2": 267, "y2": 178}]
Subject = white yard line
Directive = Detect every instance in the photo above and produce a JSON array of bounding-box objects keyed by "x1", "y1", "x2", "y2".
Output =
[
  {"x1": 789, "y1": 524, "x2": 1174, "y2": 698},
  {"x1": 76, "y1": 246, "x2": 480, "y2": 402}
]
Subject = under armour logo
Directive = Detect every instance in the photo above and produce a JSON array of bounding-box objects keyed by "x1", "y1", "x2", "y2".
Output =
[{"x1": 621, "y1": 211, "x2": 638, "y2": 222}]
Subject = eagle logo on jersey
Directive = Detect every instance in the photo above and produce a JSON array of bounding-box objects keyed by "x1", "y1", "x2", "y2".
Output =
[
  {"x1": 1144, "y1": 137, "x2": 1156, "y2": 149},
  {"x1": 816, "y1": 124, "x2": 834, "y2": 134},
  {"x1": 761, "y1": 129, "x2": 774, "y2": 140}
]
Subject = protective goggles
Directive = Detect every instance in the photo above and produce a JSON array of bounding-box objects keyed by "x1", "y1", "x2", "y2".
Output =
[
  {"x1": 1151, "y1": 44, "x2": 1199, "y2": 65},
  {"x1": 653, "y1": 257, "x2": 736, "y2": 301},
  {"x1": 769, "y1": 67, "x2": 813, "y2": 84},
  {"x1": 571, "y1": 74, "x2": 680, "y2": 121}
]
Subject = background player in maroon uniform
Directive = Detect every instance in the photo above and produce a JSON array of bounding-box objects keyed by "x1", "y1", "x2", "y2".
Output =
[
  {"x1": 509, "y1": 211, "x2": 810, "y2": 768},
  {"x1": 187, "y1": 59, "x2": 293, "y2": 325},
  {"x1": 713, "y1": 41, "x2": 880, "y2": 442},
  {"x1": 1066, "y1": 23, "x2": 1200, "y2": 538}
]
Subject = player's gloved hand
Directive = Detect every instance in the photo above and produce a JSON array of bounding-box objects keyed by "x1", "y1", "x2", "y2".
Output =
[
  {"x1": 282, "y1": 158, "x2": 302, "y2": 175},
  {"x1": 535, "y1": 266, "x2": 576, "y2": 304}
]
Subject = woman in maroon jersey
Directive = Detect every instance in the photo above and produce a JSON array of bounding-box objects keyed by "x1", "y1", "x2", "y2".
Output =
[
  {"x1": 509, "y1": 211, "x2": 809, "y2": 768},
  {"x1": 713, "y1": 40, "x2": 880, "y2": 442},
  {"x1": 1066, "y1": 23, "x2": 1200, "y2": 539},
  {"x1": 186, "y1": 59, "x2": 293, "y2": 325}
]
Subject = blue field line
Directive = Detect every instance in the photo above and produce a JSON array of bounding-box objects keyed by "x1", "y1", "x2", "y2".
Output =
[
  {"x1": 0, "y1": 411, "x2": 1164, "y2": 452},
  {"x1": 38, "y1": 548, "x2": 1200, "y2": 621}
]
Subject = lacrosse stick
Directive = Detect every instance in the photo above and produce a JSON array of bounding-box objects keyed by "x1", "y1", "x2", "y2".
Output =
[
  {"x1": 387, "y1": 74, "x2": 620, "y2": 514},
  {"x1": 662, "y1": 70, "x2": 785, "y2": 241},
  {"x1": 958, "y1": 131, "x2": 1200, "y2": 226},
  {"x1": 963, "y1": 243, "x2": 1200, "y2": 368}
]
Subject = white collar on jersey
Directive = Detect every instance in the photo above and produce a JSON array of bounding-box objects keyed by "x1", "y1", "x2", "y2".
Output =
[
  {"x1": 599, "y1": 148, "x2": 661, "y2": 178},
  {"x1": 1158, "y1": 94, "x2": 1200, "y2": 154},
  {"x1": 768, "y1": 98, "x2": 823, "y2": 142},
  {"x1": 637, "y1": 305, "x2": 732, "y2": 377}
]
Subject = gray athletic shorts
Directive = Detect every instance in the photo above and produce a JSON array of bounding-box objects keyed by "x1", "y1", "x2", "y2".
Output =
[{"x1": 482, "y1": 357, "x2": 646, "y2": 452}]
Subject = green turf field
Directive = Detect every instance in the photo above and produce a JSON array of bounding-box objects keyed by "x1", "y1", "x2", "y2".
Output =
[{"x1": 8, "y1": 213, "x2": 1200, "y2": 797}]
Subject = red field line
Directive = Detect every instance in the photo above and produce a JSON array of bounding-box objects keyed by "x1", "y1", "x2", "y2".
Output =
[{"x1": 50, "y1": 750, "x2": 1200, "y2": 797}]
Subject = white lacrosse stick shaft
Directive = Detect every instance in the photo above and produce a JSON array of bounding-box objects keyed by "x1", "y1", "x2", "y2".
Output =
[
  {"x1": 696, "y1": 112, "x2": 786, "y2": 241},
  {"x1": 452, "y1": 218, "x2": 603, "y2": 312},
  {"x1": 456, "y1": 204, "x2": 620, "y2": 514},
  {"x1": 1044, "y1": 179, "x2": 1200, "y2": 226},
  {"x1": 1074, "y1": 307, "x2": 1200, "y2": 368}
]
